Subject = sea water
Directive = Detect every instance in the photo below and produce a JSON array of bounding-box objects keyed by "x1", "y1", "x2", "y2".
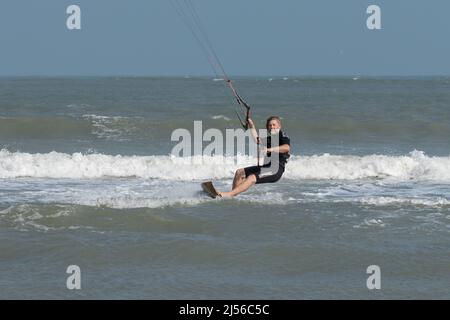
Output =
[{"x1": 1, "y1": 77, "x2": 449, "y2": 299}]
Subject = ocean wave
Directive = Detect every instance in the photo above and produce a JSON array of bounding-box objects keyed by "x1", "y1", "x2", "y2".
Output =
[
  {"x1": 0, "y1": 115, "x2": 248, "y2": 142},
  {"x1": 211, "y1": 115, "x2": 231, "y2": 121},
  {"x1": 3, "y1": 116, "x2": 450, "y2": 141},
  {"x1": 285, "y1": 150, "x2": 450, "y2": 181},
  {"x1": 2, "y1": 149, "x2": 450, "y2": 181},
  {"x1": 0, "y1": 116, "x2": 92, "y2": 138},
  {"x1": 357, "y1": 196, "x2": 450, "y2": 207},
  {"x1": 292, "y1": 195, "x2": 450, "y2": 208},
  {"x1": 81, "y1": 114, "x2": 141, "y2": 141},
  {"x1": 0, "y1": 149, "x2": 252, "y2": 180},
  {"x1": 0, "y1": 115, "x2": 139, "y2": 140}
]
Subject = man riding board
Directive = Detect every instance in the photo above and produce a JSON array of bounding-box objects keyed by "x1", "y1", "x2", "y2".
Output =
[{"x1": 218, "y1": 116, "x2": 290, "y2": 197}]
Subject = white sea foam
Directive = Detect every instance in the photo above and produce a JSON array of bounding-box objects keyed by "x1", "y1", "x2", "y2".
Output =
[
  {"x1": 285, "y1": 150, "x2": 450, "y2": 182},
  {"x1": 358, "y1": 197, "x2": 450, "y2": 207},
  {"x1": 353, "y1": 219, "x2": 386, "y2": 229},
  {"x1": 2, "y1": 149, "x2": 450, "y2": 182},
  {"x1": 211, "y1": 115, "x2": 231, "y2": 121},
  {"x1": 82, "y1": 114, "x2": 138, "y2": 141},
  {"x1": 0, "y1": 150, "x2": 253, "y2": 180},
  {"x1": 293, "y1": 196, "x2": 450, "y2": 208},
  {"x1": 0, "y1": 204, "x2": 101, "y2": 232}
]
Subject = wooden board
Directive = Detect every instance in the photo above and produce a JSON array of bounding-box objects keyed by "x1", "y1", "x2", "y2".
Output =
[{"x1": 201, "y1": 181, "x2": 219, "y2": 199}]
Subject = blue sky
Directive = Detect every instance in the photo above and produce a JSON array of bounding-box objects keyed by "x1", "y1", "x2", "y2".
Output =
[{"x1": 1, "y1": 0, "x2": 449, "y2": 76}]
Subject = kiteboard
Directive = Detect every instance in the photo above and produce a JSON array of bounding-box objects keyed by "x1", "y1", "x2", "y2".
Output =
[{"x1": 201, "y1": 181, "x2": 219, "y2": 199}]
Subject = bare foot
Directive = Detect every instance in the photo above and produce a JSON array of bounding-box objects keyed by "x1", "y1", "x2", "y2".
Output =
[{"x1": 217, "y1": 191, "x2": 233, "y2": 198}]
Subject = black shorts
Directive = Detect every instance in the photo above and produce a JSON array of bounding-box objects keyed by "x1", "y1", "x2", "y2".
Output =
[{"x1": 244, "y1": 163, "x2": 285, "y2": 184}]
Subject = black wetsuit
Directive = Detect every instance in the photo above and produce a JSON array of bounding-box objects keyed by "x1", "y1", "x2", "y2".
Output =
[{"x1": 244, "y1": 130, "x2": 291, "y2": 184}]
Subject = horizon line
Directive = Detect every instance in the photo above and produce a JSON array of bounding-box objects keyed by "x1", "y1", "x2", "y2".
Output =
[{"x1": 1, "y1": 74, "x2": 450, "y2": 78}]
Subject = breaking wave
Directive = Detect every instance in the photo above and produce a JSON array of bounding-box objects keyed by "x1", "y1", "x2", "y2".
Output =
[{"x1": 1, "y1": 149, "x2": 450, "y2": 182}]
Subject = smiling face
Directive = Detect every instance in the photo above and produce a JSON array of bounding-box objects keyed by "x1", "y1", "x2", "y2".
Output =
[{"x1": 266, "y1": 117, "x2": 282, "y2": 135}]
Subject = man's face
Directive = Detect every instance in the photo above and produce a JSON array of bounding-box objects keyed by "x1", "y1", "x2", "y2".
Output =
[{"x1": 267, "y1": 119, "x2": 281, "y2": 135}]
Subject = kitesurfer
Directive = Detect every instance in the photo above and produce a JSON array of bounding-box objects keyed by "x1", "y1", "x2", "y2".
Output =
[{"x1": 218, "y1": 116, "x2": 290, "y2": 197}]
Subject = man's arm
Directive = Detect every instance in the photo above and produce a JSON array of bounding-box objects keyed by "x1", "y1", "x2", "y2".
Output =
[
  {"x1": 247, "y1": 118, "x2": 259, "y2": 144},
  {"x1": 265, "y1": 144, "x2": 290, "y2": 154}
]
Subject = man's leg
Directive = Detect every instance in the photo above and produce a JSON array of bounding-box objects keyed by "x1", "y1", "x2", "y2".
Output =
[
  {"x1": 219, "y1": 174, "x2": 257, "y2": 198},
  {"x1": 232, "y1": 168, "x2": 246, "y2": 189}
]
